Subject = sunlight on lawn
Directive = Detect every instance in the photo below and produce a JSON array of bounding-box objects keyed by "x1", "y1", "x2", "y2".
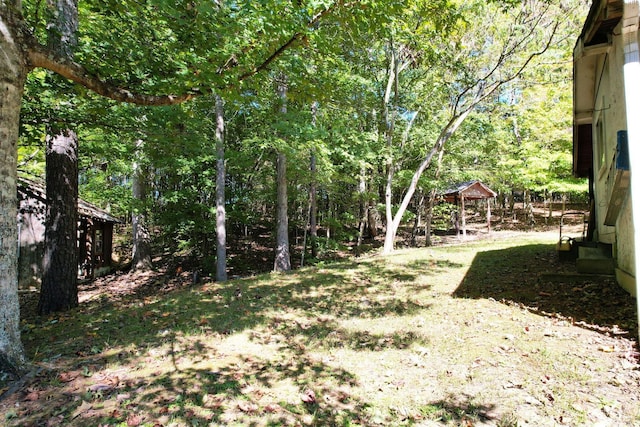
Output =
[{"x1": 8, "y1": 232, "x2": 640, "y2": 426}]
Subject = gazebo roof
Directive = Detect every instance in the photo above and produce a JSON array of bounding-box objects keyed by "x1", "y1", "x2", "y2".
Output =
[{"x1": 441, "y1": 180, "x2": 497, "y2": 202}]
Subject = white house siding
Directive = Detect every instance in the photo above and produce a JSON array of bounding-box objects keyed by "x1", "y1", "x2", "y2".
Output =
[
  {"x1": 585, "y1": 16, "x2": 638, "y2": 293},
  {"x1": 617, "y1": 196, "x2": 635, "y2": 294}
]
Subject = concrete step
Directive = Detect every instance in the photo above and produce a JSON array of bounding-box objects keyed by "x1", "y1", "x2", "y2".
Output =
[{"x1": 576, "y1": 245, "x2": 615, "y2": 275}]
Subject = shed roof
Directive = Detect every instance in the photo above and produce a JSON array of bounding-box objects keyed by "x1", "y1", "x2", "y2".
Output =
[
  {"x1": 441, "y1": 180, "x2": 497, "y2": 202},
  {"x1": 18, "y1": 177, "x2": 120, "y2": 223}
]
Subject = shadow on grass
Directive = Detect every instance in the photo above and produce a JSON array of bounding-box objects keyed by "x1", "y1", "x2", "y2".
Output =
[
  {"x1": 100, "y1": 351, "x2": 365, "y2": 426},
  {"x1": 453, "y1": 243, "x2": 638, "y2": 339},
  {"x1": 14, "y1": 255, "x2": 450, "y2": 425},
  {"x1": 419, "y1": 393, "x2": 498, "y2": 425}
]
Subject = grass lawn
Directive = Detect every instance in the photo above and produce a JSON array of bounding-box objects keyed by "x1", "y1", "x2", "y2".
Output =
[{"x1": 2, "y1": 231, "x2": 639, "y2": 426}]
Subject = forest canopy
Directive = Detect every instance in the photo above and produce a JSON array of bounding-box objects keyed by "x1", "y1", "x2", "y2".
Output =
[{"x1": 2, "y1": 0, "x2": 589, "y2": 373}]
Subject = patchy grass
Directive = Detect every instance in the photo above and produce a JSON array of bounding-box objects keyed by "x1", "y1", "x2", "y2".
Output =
[{"x1": 2, "y1": 231, "x2": 639, "y2": 426}]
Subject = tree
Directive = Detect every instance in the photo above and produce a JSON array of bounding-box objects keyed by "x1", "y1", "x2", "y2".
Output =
[
  {"x1": 274, "y1": 76, "x2": 292, "y2": 272},
  {"x1": 215, "y1": 95, "x2": 228, "y2": 282},
  {"x1": 1, "y1": 0, "x2": 363, "y2": 375},
  {"x1": 38, "y1": 0, "x2": 80, "y2": 315},
  {"x1": 381, "y1": 0, "x2": 582, "y2": 253},
  {"x1": 131, "y1": 139, "x2": 153, "y2": 271}
]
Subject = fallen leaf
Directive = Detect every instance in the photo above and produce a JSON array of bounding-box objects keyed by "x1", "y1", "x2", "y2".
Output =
[
  {"x1": 301, "y1": 389, "x2": 316, "y2": 404},
  {"x1": 237, "y1": 401, "x2": 259, "y2": 413},
  {"x1": 126, "y1": 414, "x2": 143, "y2": 426},
  {"x1": 89, "y1": 383, "x2": 114, "y2": 392},
  {"x1": 23, "y1": 390, "x2": 40, "y2": 401},
  {"x1": 264, "y1": 403, "x2": 282, "y2": 413},
  {"x1": 116, "y1": 393, "x2": 131, "y2": 402},
  {"x1": 58, "y1": 372, "x2": 77, "y2": 382},
  {"x1": 72, "y1": 401, "x2": 93, "y2": 419}
]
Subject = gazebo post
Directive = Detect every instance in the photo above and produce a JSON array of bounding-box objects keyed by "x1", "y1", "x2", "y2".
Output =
[
  {"x1": 487, "y1": 197, "x2": 492, "y2": 233},
  {"x1": 461, "y1": 195, "x2": 467, "y2": 239}
]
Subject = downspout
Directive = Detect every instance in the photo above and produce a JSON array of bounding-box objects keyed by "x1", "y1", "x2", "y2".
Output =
[{"x1": 621, "y1": 0, "x2": 640, "y2": 340}]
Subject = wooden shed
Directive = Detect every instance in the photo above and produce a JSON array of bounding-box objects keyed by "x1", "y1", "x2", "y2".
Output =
[
  {"x1": 17, "y1": 178, "x2": 120, "y2": 289},
  {"x1": 441, "y1": 180, "x2": 497, "y2": 237}
]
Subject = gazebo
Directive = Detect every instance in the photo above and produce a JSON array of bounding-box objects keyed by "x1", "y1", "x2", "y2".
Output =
[{"x1": 441, "y1": 180, "x2": 497, "y2": 237}]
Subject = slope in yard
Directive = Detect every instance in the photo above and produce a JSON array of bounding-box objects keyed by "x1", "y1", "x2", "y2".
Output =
[{"x1": 2, "y1": 232, "x2": 638, "y2": 426}]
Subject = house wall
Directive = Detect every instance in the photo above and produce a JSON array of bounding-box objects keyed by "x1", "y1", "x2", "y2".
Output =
[{"x1": 590, "y1": 20, "x2": 637, "y2": 288}]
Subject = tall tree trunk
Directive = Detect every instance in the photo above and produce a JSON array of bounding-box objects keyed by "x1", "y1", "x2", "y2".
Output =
[
  {"x1": 274, "y1": 152, "x2": 291, "y2": 272},
  {"x1": 356, "y1": 163, "x2": 367, "y2": 255},
  {"x1": 0, "y1": 5, "x2": 28, "y2": 373},
  {"x1": 382, "y1": 47, "x2": 399, "y2": 254},
  {"x1": 39, "y1": 131, "x2": 79, "y2": 314},
  {"x1": 309, "y1": 102, "x2": 318, "y2": 259},
  {"x1": 274, "y1": 77, "x2": 291, "y2": 272},
  {"x1": 215, "y1": 94, "x2": 228, "y2": 281},
  {"x1": 38, "y1": 0, "x2": 80, "y2": 315},
  {"x1": 131, "y1": 141, "x2": 152, "y2": 271}
]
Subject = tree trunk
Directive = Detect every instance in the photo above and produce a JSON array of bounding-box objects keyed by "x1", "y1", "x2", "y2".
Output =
[
  {"x1": 309, "y1": 102, "x2": 318, "y2": 259},
  {"x1": 0, "y1": 7, "x2": 28, "y2": 373},
  {"x1": 131, "y1": 141, "x2": 152, "y2": 271},
  {"x1": 274, "y1": 152, "x2": 291, "y2": 272},
  {"x1": 274, "y1": 77, "x2": 291, "y2": 272},
  {"x1": 39, "y1": 130, "x2": 79, "y2": 315},
  {"x1": 356, "y1": 163, "x2": 367, "y2": 255},
  {"x1": 309, "y1": 152, "x2": 318, "y2": 258},
  {"x1": 38, "y1": 0, "x2": 80, "y2": 315},
  {"x1": 215, "y1": 94, "x2": 228, "y2": 281},
  {"x1": 383, "y1": 111, "x2": 471, "y2": 254}
]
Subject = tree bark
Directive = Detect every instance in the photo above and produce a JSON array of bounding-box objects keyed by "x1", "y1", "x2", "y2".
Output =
[
  {"x1": 356, "y1": 163, "x2": 367, "y2": 255},
  {"x1": 383, "y1": 111, "x2": 470, "y2": 254},
  {"x1": 39, "y1": 130, "x2": 79, "y2": 314},
  {"x1": 215, "y1": 94, "x2": 228, "y2": 281},
  {"x1": 131, "y1": 141, "x2": 153, "y2": 271},
  {"x1": 0, "y1": 4, "x2": 28, "y2": 373},
  {"x1": 382, "y1": 46, "x2": 399, "y2": 255},
  {"x1": 274, "y1": 152, "x2": 291, "y2": 272},
  {"x1": 38, "y1": 0, "x2": 80, "y2": 315},
  {"x1": 309, "y1": 101, "x2": 318, "y2": 259},
  {"x1": 274, "y1": 78, "x2": 291, "y2": 272}
]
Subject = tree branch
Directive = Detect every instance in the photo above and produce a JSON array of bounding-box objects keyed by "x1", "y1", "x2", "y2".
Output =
[
  {"x1": 25, "y1": 0, "x2": 355, "y2": 104},
  {"x1": 236, "y1": 0, "x2": 352, "y2": 82},
  {"x1": 27, "y1": 47, "x2": 199, "y2": 106}
]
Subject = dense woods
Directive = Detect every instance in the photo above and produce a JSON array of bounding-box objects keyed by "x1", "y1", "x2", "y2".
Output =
[{"x1": 2, "y1": 0, "x2": 590, "y2": 375}]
